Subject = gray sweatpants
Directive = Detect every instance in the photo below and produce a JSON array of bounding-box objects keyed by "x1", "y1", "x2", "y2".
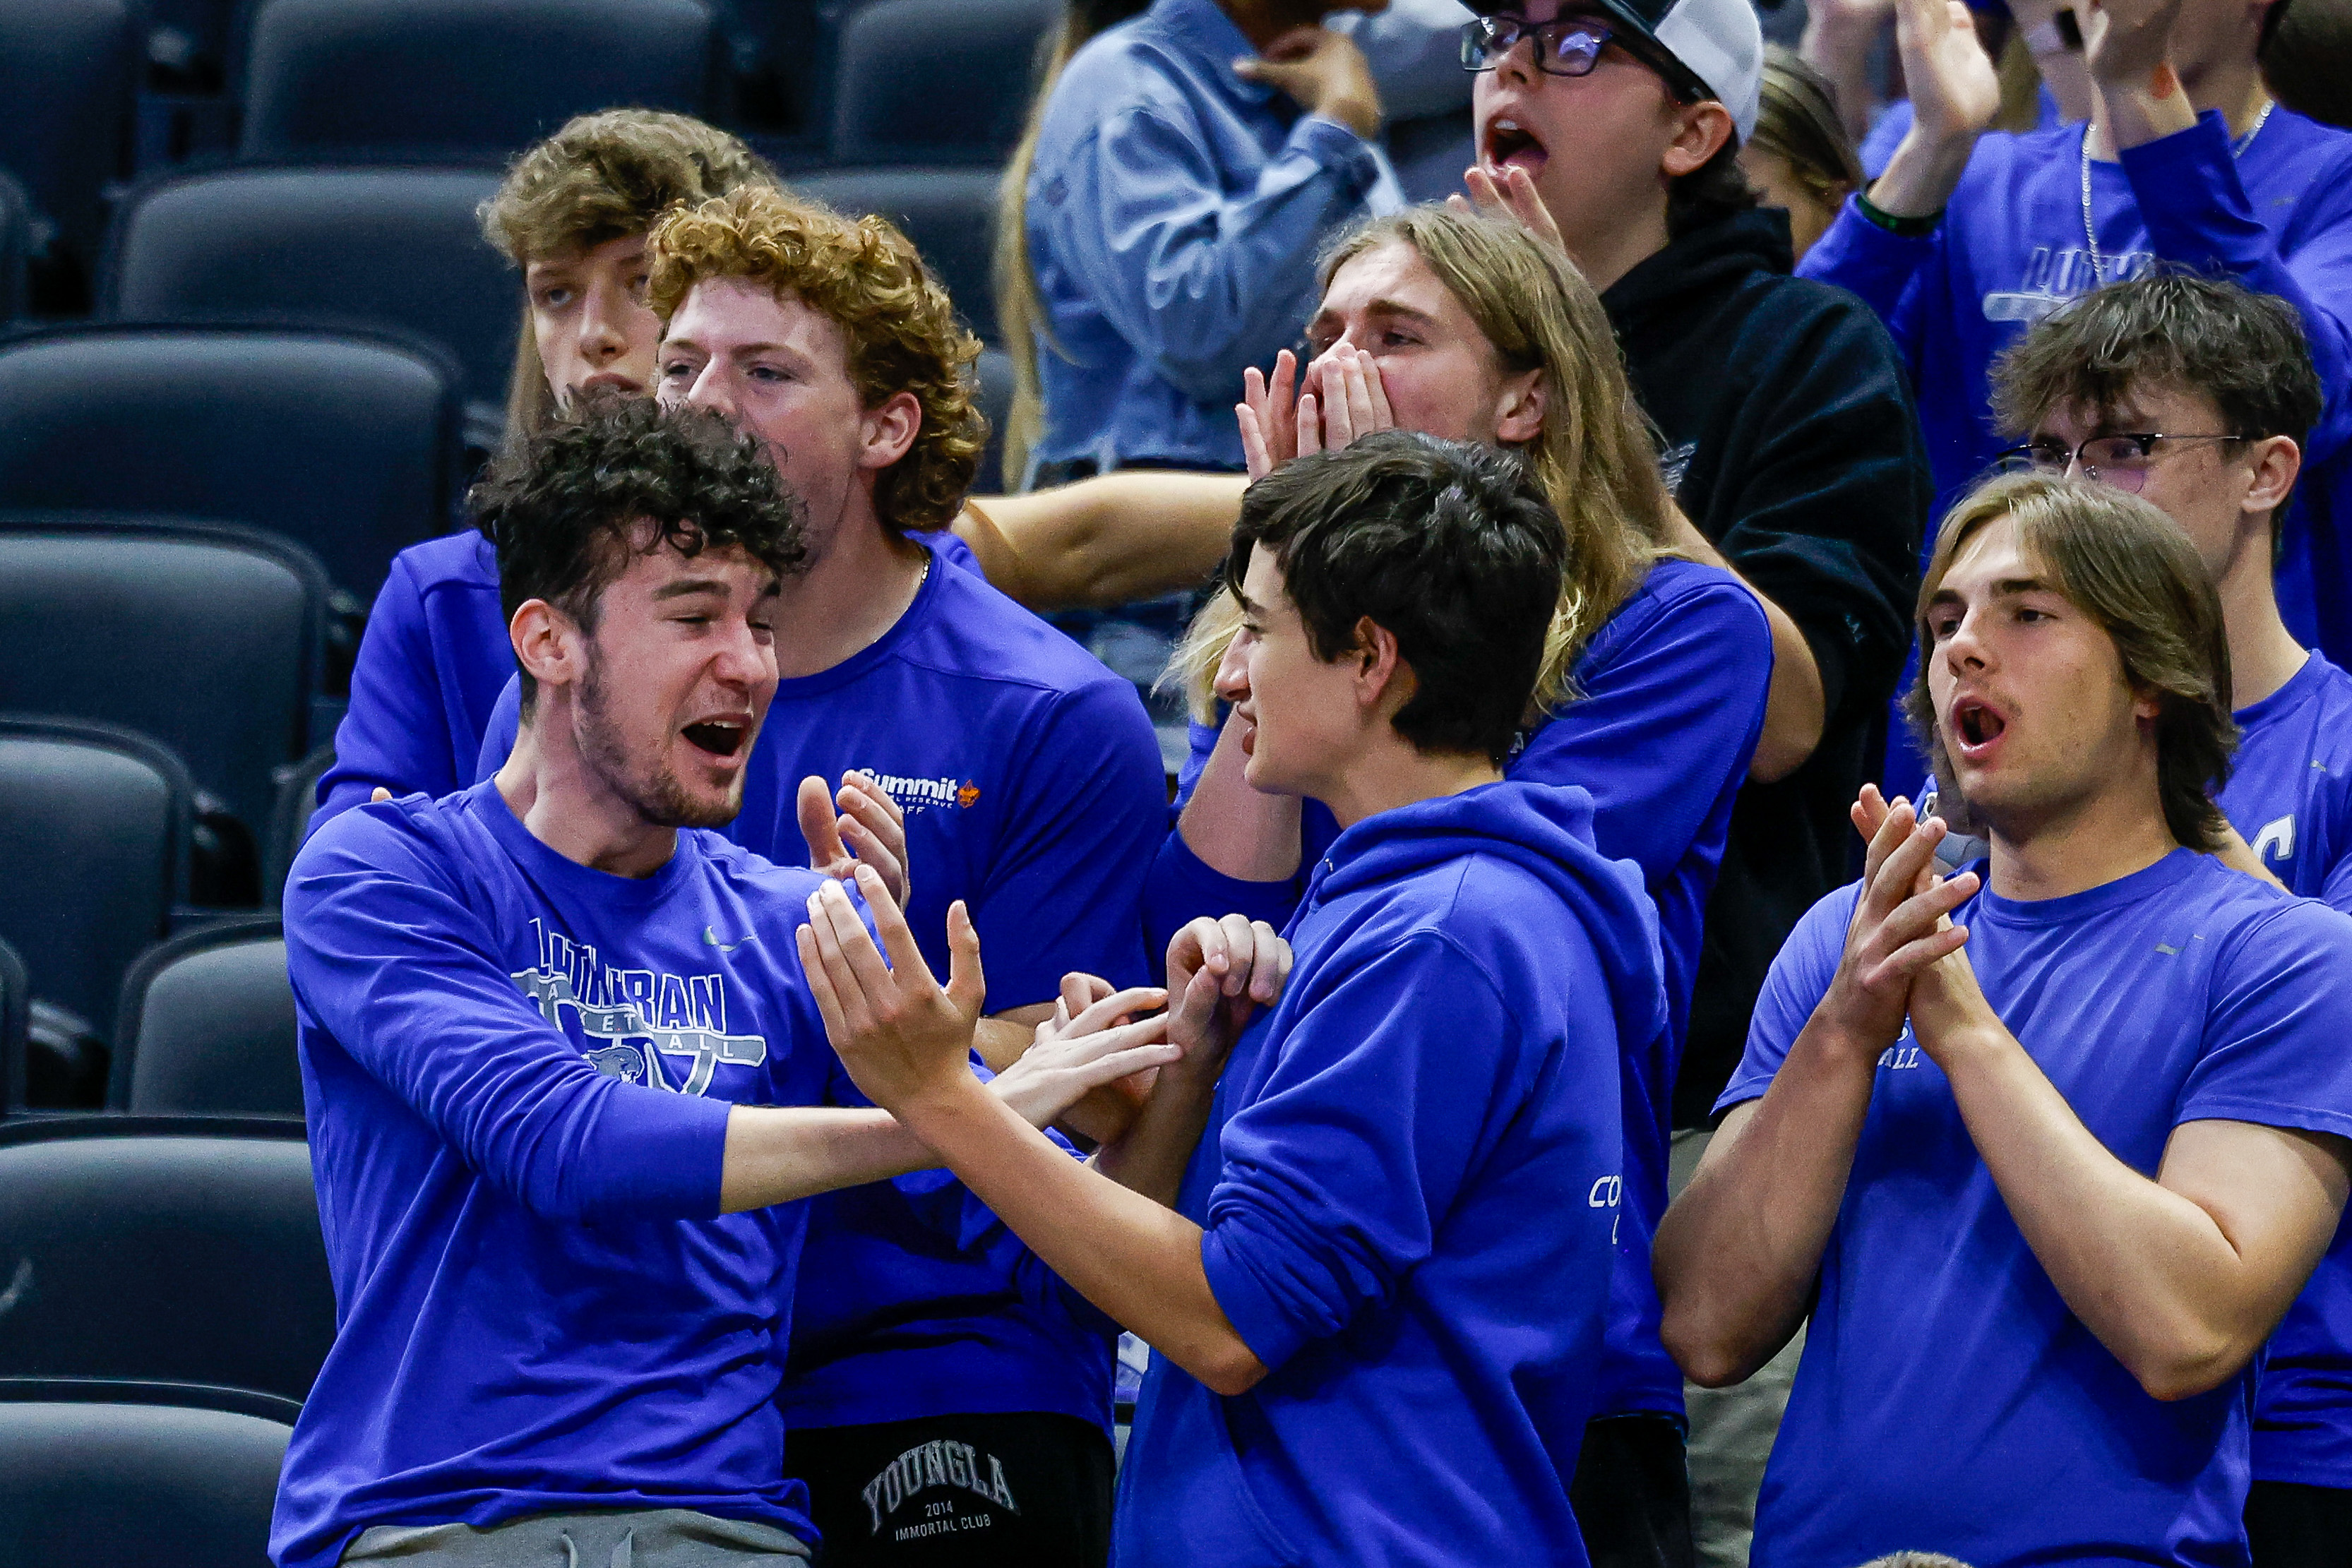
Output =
[{"x1": 343, "y1": 1509, "x2": 811, "y2": 1567}]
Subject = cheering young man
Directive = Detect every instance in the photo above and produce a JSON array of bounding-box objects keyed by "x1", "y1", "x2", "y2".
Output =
[
  {"x1": 271, "y1": 401, "x2": 1166, "y2": 1568},
  {"x1": 1656, "y1": 471, "x2": 2352, "y2": 1566},
  {"x1": 801, "y1": 433, "x2": 1667, "y2": 1568}
]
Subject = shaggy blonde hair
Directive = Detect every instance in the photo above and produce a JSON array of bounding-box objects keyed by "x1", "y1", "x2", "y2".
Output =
[
  {"x1": 649, "y1": 184, "x2": 987, "y2": 534},
  {"x1": 478, "y1": 110, "x2": 775, "y2": 439},
  {"x1": 1170, "y1": 207, "x2": 1673, "y2": 721}
]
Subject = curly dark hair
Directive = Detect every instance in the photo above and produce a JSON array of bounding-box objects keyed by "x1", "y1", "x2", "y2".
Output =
[
  {"x1": 1226, "y1": 432, "x2": 1569, "y2": 766},
  {"x1": 472, "y1": 394, "x2": 808, "y2": 717}
]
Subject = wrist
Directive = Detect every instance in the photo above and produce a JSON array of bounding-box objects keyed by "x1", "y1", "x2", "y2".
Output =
[
  {"x1": 1868, "y1": 130, "x2": 1976, "y2": 220},
  {"x1": 1316, "y1": 95, "x2": 1380, "y2": 140},
  {"x1": 902, "y1": 1067, "x2": 996, "y2": 1144}
]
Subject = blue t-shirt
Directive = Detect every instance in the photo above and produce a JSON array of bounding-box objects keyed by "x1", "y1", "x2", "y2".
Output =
[
  {"x1": 274, "y1": 781, "x2": 853, "y2": 1568},
  {"x1": 314, "y1": 530, "x2": 510, "y2": 826},
  {"x1": 474, "y1": 537, "x2": 1166, "y2": 1433},
  {"x1": 1720, "y1": 849, "x2": 2352, "y2": 1567},
  {"x1": 1149, "y1": 556, "x2": 1772, "y2": 1423},
  {"x1": 1116, "y1": 781, "x2": 1664, "y2": 1568},
  {"x1": 2221, "y1": 652, "x2": 2352, "y2": 1485},
  {"x1": 1800, "y1": 109, "x2": 2352, "y2": 666}
]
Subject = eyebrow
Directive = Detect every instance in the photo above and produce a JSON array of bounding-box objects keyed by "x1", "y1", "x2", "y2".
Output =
[
  {"x1": 651, "y1": 577, "x2": 731, "y2": 602},
  {"x1": 1928, "y1": 575, "x2": 2054, "y2": 608}
]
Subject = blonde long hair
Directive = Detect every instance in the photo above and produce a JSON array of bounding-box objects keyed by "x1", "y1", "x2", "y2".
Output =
[{"x1": 1171, "y1": 207, "x2": 1675, "y2": 721}]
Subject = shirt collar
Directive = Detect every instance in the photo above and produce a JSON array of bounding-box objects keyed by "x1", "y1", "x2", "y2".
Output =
[{"x1": 1152, "y1": 0, "x2": 1281, "y2": 105}]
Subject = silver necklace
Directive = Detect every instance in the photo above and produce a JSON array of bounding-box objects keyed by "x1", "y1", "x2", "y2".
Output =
[{"x1": 2080, "y1": 99, "x2": 2275, "y2": 284}]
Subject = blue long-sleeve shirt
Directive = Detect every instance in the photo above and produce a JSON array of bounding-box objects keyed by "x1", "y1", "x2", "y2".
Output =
[
  {"x1": 1799, "y1": 109, "x2": 2352, "y2": 664},
  {"x1": 1025, "y1": 0, "x2": 1402, "y2": 474},
  {"x1": 1114, "y1": 781, "x2": 1664, "y2": 1568}
]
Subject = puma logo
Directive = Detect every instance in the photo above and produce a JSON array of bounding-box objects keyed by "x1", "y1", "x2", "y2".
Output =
[{"x1": 704, "y1": 926, "x2": 759, "y2": 954}]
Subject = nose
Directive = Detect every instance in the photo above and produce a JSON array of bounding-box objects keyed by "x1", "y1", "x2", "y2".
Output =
[
  {"x1": 578, "y1": 277, "x2": 628, "y2": 364},
  {"x1": 681, "y1": 358, "x2": 734, "y2": 417},
  {"x1": 708, "y1": 612, "x2": 775, "y2": 692},
  {"x1": 1212, "y1": 623, "x2": 1255, "y2": 704},
  {"x1": 1492, "y1": 26, "x2": 1539, "y2": 88}
]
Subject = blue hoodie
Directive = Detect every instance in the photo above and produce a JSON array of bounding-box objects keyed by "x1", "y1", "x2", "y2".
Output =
[{"x1": 1114, "y1": 780, "x2": 1666, "y2": 1568}]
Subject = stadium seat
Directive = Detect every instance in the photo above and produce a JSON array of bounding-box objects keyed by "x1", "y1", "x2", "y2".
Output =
[
  {"x1": 112, "y1": 919, "x2": 300, "y2": 1118},
  {"x1": 0, "y1": 1389, "x2": 292, "y2": 1568},
  {"x1": 830, "y1": 0, "x2": 1057, "y2": 165},
  {"x1": 103, "y1": 165, "x2": 518, "y2": 418},
  {"x1": 0, "y1": 1116, "x2": 333, "y2": 1407},
  {"x1": 0, "y1": 326, "x2": 463, "y2": 605},
  {"x1": 0, "y1": 517, "x2": 328, "y2": 859},
  {"x1": 974, "y1": 345, "x2": 1014, "y2": 494},
  {"x1": 0, "y1": 169, "x2": 30, "y2": 322},
  {"x1": 0, "y1": 720, "x2": 190, "y2": 1050},
  {"x1": 792, "y1": 166, "x2": 1003, "y2": 342},
  {"x1": 0, "y1": 0, "x2": 138, "y2": 299},
  {"x1": 0, "y1": 937, "x2": 28, "y2": 1116},
  {"x1": 241, "y1": 0, "x2": 722, "y2": 163},
  {"x1": 265, "y1": 743, "x2": 336, "y2": 909}
]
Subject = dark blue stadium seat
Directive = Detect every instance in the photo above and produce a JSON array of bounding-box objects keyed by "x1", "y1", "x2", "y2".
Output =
[
  {"x1": 830, "y1": 0, "x2": 1057, "y2": 164},
  {"x1": 112, "y1": 919, "x2": 300, "y2": 1118},
  {"x1": 0, "y1": 0, "x2": 138, "y2": 299},
  {"x1": 266, "y1": 743, "x2": 336, "y2": 909},
  {"x1": 0, "y1": 1116, "x2": 333, "y2": 1407},
  {"x1": 0, "y1": 938, "x2": 28, "y2": 1118},
  {"x1": 0, "y1": 720, "x2": 190, "y2": 1050},
  {"x1": 0, "y1": 326, "x2": 464, "y2": 604},
  {"x1": 0, "y1": 169, "x2": 30, "y2": 322},
  {"x1": 975, "y1": 345, "x2": 1013, "y2": 493},
  {"x1": 0, "y1": 517, "x2": 327, "y2": 855},
  {"x1": 103, "y1": 165, "x2": 518, "y2": 418},
  {"x1": 792, "y1": 166, "x2": 1004, "y2": 342},
  {"x1": 241, "y1": 0, "x2": 723, "y2": 162},
  {"x1": 0, "y1": 1388, "x2": 293, "y2": 1568}
]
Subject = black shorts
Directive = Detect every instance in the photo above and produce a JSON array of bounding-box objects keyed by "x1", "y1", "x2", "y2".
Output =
[
  {"x1": 1570, "y1": 1413, "x2": 1697, "y2": 1568},
  {"x1": 2248, "y1": 1478, "x2": 2352, "y2": 1568},
  {"x1": 786, "y1": 1411, "x2": 1113, "y2": 1568}
]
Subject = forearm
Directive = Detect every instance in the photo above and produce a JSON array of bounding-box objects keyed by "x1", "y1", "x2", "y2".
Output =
[
  {"x1": 1093, "y1": 1068, "x2": 1220, "y2": 1207},
  {"x1": 1669, "y1": 518, "x2": 1825, "y2": 780},
  {"x1": 1938, "y1": 1023, "x2": 2284, "y2": 1397},
  {"x1": 1177, "y1": 717, "x2": 1303, "y2": 881},
  {"x1": 718, "y1": 1103, "x2": 937, "y2": 1213},
  {"x1": 964, "y1": 474, "x2": 1245, "y2": 611},
  {"x1": 1655, "y1": 1024, "x2": 1879, "y2": 1386},
  {"x1": 904, "y1": 1077, "x2": 1267, "y2": 1394},
  {"x1": 1801, "y1": 5, "x2": 1890, "y2": 138},
  {"x1": 1868, "y1": 125, "x2": 1981, "y2": 219},
  {"x1": 2096, "y1": 72, "x2": 2198, "y2": 153}
]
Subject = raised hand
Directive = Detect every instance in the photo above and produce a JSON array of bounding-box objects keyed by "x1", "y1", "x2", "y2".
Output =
[
  {"x1": 799, "y1": 770, "x2": 909, "y2": 909},
  {"x1": 1895, "y1": 0, "x2": 2002, "y2": 147},
  {"x1": 1164, "y1": 913, "x2": 1291, "y2": 1084},
  {"x1": 2080, "y1": 0, "x2": 2185, "y2": 90},
  {"x1": 1449, "y1": 164, "x2": 1568, "y2": 258},
  {"x1": 1305, "y1": 341, "x2": 1395, "y2": 453},
  {"x1": 1231, "y1": 25, "x2": 1381, "y2": 138},
  {"x1": 1238, "y1": 349, "x2": 1301, "y2": 481},
  {"x1": 1818, "y1": 797, "x2": 1979, "y2": 1055}
]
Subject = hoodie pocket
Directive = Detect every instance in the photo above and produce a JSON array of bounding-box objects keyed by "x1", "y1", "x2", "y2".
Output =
[{"x1": 1120, "y1": 1364, "x2": 1304, "y2": 1568}]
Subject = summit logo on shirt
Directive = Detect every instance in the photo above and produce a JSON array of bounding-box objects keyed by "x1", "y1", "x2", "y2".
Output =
[
  {"x1": 511, "y1": 917, "x2": 767, "y2": 1095},
  {"x1": 859, "y1": 768, "x2": 981, "y2": 816}
]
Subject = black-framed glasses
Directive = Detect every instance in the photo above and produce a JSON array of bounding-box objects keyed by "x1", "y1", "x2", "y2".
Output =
[
  {"x1": 1990, "y1": 433, "x2": 2248, "y2": 495},
  {"x1": 1459, "y1": 13, "x2": 1620, "y2": 76}
]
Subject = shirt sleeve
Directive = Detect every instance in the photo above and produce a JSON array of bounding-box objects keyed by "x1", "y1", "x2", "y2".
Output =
[
  {"x1": 285, "y1": 810, "x2": 732, "y2": 1221},
  {"x1": 2125, "y1": 112, "x2": 2352, "y2": 470},
  {"x1": 1713, "y1": 882, "x2": 1861, "y2": 1116},
  {"x1": 1520, "y1": 573, "x2": 1772, "y2": 886},
  {"x1": 1198, "y1": 933, "x2": 1529, "y2": 1371},
  {"x1": 1039, "y1": 100, "x2": 1386, "y2": 407},
  {"x1": 2176, "y1": 898, "x2": 2352, "y2": 1142},
  {"x1": 315, "y1": 555, "x2": 456, "y2": 825},
  {"x1": 2322, "y1": 846, "x2": 2352, "y2": 916},
  {"x1": 969, "y1": 676, "x2": 1168, "y2": 1008},
  {"x1": 1796, "y1": 193, "x2": 1942, "y2": 366}
]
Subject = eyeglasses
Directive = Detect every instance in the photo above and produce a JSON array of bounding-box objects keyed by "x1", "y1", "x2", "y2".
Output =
[
  {"x1": 1459, "y1": 12, "x2": 1707, "y2": 101},
  {"x1": 1990, "y1": 433, "x2": 2247, "y2": 494}
]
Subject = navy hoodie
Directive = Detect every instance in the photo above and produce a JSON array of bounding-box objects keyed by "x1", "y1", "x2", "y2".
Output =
[{"x1": 1113, "y1": 780, "x2": 1665, "y2": 1568}]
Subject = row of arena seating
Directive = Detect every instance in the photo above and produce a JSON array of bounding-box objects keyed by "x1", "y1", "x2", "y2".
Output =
[
  {"x1": 2, "y1": 0, "x2": 1056, "y2": 314},
  {"x1": 0, "y1": 1114, "x2": 326, "y2": 1565}
]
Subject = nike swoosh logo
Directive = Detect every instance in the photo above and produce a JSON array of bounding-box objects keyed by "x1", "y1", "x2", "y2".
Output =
[{"x1": 704, "y1": 926, "x2": 758, "y2": 953}]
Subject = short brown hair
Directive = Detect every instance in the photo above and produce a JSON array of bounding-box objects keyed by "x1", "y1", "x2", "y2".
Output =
[
  {"x1": 479, "y1": 110, "x2": 777, "y2": 438},
  {"x1": 1752, "y1": 46, "x2": 1862, "y2": 208},
  {"x1": 648, "y1": 185, "x2": 985, "y2": 534},
  {"x1": 1904, "y1": 472, "x2": 2235, "y2": 852}
]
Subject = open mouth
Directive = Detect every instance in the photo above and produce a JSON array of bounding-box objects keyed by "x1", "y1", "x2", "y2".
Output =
[
  {"x1": 681, "y1": 719, "x2": 749, "y2": 759},
  {"x1": 1481, "y1": 116, "x2": 1549, "y2": 179},
  {"x1": 579, "y1": 372, "x2": 641, "y2": 395},
  {"x1": 1949, "y1": 696, "x2": 2007, "y2": 756}
]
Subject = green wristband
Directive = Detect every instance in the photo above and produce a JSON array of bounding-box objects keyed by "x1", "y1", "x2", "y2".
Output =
[{"x1": 1856, "y1": 190, "x2": 1944, "y2": 237}]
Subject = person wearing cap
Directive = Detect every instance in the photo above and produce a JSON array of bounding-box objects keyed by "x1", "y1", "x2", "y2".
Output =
[
  {"x1": 1795, "y1": 0, "x2": 2352, "y2": 671},
  {"x1": 1457, "y1": 12, "x2": 1930, "y2": 1562}
]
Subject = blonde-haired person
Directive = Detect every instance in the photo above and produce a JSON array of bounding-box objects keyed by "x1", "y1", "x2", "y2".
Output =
[
  {"x1": 315, "y1": 109, "x2": 777, "y2": 822},
  {"x1": 468, "y1": 182, "x2": 1171, "y2": 1567},
  {"x1": 1145, "y1": 203, "x2": 1772, "y2": 1563},
  {"x1": 1659, "y1": 472, "x2": 2352, "y2": 1568},
  {"x1": 1741, "y1": 47, "x2": 1863, "y2": 261}
]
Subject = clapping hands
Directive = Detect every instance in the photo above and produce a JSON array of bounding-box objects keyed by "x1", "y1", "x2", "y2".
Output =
[{"x1": 1237, "y1": 341, "x2": 1396, "y2": 481}]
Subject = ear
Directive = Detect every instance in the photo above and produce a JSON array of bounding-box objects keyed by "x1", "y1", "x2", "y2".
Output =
[
  {"x1": 1349, "y1": 615, "x2": 1413, "y2": 721},
  {"x1": 1661, "y1": 100, "x2": 1736, "y2": 180},
  {"x1": 857, "y1": 389, "x2": 924, "y2": 472},
  {"x1": 1494, "y1": 366, "x2": 1548, "y2": 446},
  {"x1": 510, "y1": 598, "x2": 583, "y2": 706},
  {"x1": 2243, "y1": 433, "x2": 2303, "y2": 518}
]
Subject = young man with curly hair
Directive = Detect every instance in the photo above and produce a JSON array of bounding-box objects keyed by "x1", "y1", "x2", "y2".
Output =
[
  {"x1": 270, "y1": 400, "x2": 1167, "y2": 1568},
  {"x1": 1657, "y1": 472, "x2": 2352, "y2": 1567},
  {"x1": 472, "y1": 184, "x2": 1171, "y2": 1566}
]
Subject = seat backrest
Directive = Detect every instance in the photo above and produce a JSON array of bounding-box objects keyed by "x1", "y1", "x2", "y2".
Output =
[
  {"x1": 104, "y1": 166, "x2": 518, "y2": 410},
  {"x1": 974, "y1": 345, "x2": 1013, "y2": 493},
  {"x1": 790, "y1": 166, "x2": 1004, "y2": 342},
  {"x1": 113, "y1": 919, "x2": 301, "y2": 1118},
  {"x1": 0, "y1": 1118, "x2": 333, "y2": 1405},
  {"x1": 0, "y1": 326, "x2": 462, "y2": 604},
  {"x1": 0, "y1": 517, "x2": 326, "y2": 840},
  {"x1": 0, "y1": 169, "x2": 31, "y2": 321},
  {"x1": 830, "y1": 0, "x2": 1057, "y2": 165},
  {"x1": 0, "y1": 720, "x2": 190, "y2": 1043},
  {"x1": 241, "y1": 0, "x2": 721, "y2": 162},
  {"x1": 0, "y1": 1396, "x2": 292, "y2": 1567},
  {"x1": 0, "y1": 937, "x2": 28, "y2": 1117},
  {"x1": 0, "y1": 0, "x2": 138, "y2": 267},
  {"x1": 265, "y1": 742, "x2": 336, "y2": 910}
]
